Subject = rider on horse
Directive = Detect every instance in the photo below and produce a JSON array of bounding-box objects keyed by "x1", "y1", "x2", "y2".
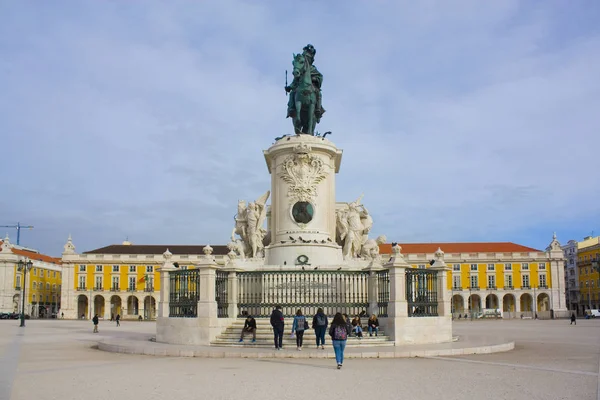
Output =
[{"x1": 285, "y1": 44, "x2": 325, "y2": 124}]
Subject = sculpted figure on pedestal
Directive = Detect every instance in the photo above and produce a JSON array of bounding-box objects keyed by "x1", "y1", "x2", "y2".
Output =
[
  {"x1": 229, "y1": 191, "x2": 270, "y2": 259},
  {"x1": 361, "y1": 235, "x2": 387, "y2": 261},
  {"x1": 336, "y1": 196, "x2": 383, "y2": 261}
]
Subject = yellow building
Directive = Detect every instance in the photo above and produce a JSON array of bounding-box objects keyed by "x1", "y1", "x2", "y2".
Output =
[
  {"x1": 60, "y1": 237, "x2": 229, "y2": 320},
  {"x1": 380, "y1": 234, "x2": 567, "y2": 318},
  {"x1": 0, "y1": 235, "x2": 62, "y2": 317},
  {"x1": 576, "y1": 236, "x2": 600, "y2": 313}
]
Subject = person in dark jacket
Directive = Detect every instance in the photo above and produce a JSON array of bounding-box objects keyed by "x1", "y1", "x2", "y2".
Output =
[
  {"x1": 116, "y1": 314, "x2": 121, "y2": 327},
  {"x1": 270, "y1": 306, "x2": 285, "y2": 350},
  {"x1": 367, "y1": 314, "x2": 379, "y2": 336},
  {"x1": 312, "y1": 307, "x2": 328, "y2": 349},
  {"x1": 239, "y1": 315, "x2": 257, "y2": 342},
  {"x1": 570, "y1": 312, "x2": 576, "y2": 325},
  {"x1": 329, "y1": 312, "x2": 351, "y2": 369},
  {"x1": 92, "y1": 314, "x2": 99, "y2": 333}
]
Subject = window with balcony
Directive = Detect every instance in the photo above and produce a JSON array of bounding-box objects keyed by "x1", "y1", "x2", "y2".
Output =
[
  {"x1": 112, "y1": 265, "x2": 119, "y2": 273},
  {"x1": 33, "y1": 282, "x2": 37, "y2": 290},
  {"x1": 146, "y1": 265, "x2": 154, "y2": 273},
  {"x1": 16, "y1": 276, "x2": 21, "y2": 289},
  {"x1": 78, "y1": 276, "x2": 86, "y2": 290},
  {"x1": 522, "y1": 263, "x2": 529, "y2": 270},
  {"x1": 46, "y1": 283, "x2": 50, "y2": 290},
  {"x1": 539, "y1": 274, "x2": 547, "y2": 288},
  {"x1": 112, "y1": 276, "x2": 119, "y2": 291},
  {"x1": 504, "y1": 263, "x2": 512, "y2": 271},
  {"x1": 33, "y1": 268, "x2": 37, "y2": 276},
  {"x1": 95, "y1": 276, "x2": 103, "y2": 290},
  {"x1": 417, "y1": 264, "x2": 426, "y2": 269},
  {"x1": 52, "y1": 284, "x2": 56, "y2": 291},
  {"x1": 539, "y1": 263, "x2": 546, "y2": 270},
  {"x1": 145, "y1": 276, "x2": 155, "y2": 292},
  {"x1": 487, "y1": 275, "x2": 496, "y2": 289},
  {"x1": 95, "y1": 265, "x2": 103, "y2": 272},
  {"x1": 452, "y1": 275, "x2": 461, "y2": 289},
  {"x1": 453, "y1": 264, "x2": 460, "y2": 271},
  {"x1": 522, "y1": 275, "x2": 530, "y2": 288},
  {"x1": 470, "y1": 264, "x2": 478, "y2": 271},
  {"x1": 505, "y1": 275, "x2": 513, "y2": 289},
  {"x1": 129, "y1": 265, "x2": 136, "y2": 273},
  {"x1": 32, "y1": 294, "x2": 36, "y2": 303},
  {"x1": 470, "y1": 275, "x2": 478, "y2": 289},
  {"x1": 487, "y1": 264, "x2": 495, "y2": 271},
  {"x1": 128, "y1": 276, "x2": 136, "y2": 291},
  {"x1": 46, "y1": 295, "x2": 49, "y2": 302}
]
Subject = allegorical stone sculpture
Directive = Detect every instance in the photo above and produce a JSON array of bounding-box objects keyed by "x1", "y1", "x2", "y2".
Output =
[
  {"x1": 285, "y1": 44, "x2": 326, "y2": 135},
  {"x1": 230, "y1": 191, "x2": 270, "y2": 259},
  {"x1": 336, "y1": 195, "x2": 381, "y2": 261},
  {"x1": 361, "y1": 235, "x2": 387, "y2": 261}
]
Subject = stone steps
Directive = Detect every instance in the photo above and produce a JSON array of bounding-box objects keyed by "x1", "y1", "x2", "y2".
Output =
[{"x1": 212, "y1": 318, "x2": 394, "y2": 347}]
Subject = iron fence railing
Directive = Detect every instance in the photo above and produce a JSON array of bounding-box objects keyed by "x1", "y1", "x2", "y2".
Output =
[
  {"x1": 406, "y1": 269, "x2": 438, "y2": 317},
  {"x1": 237, "y1": 270, "x2": 369, "y2": 318},
  {"x1": 169, "y1": 269, "x2": 200, "y2": 317},
  {"x1": 377, "y1": 269, "x2": 390, "y2": 317},
  {"x1": 215, "y1": 270, "x2": 229, "y2": 318}
]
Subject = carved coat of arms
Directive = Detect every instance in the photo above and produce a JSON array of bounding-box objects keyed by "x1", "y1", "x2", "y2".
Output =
[{"x1": 280, "y1": 143, "x2": 327, "y2": 203}]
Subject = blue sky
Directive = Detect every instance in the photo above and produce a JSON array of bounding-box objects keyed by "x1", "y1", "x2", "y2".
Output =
[{"x1": 1, "y1": 1, "x2": 599, "y2": 256}]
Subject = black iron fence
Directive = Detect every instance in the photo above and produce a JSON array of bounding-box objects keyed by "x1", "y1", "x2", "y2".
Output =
[
  {"x1": 406, "y1": 269, "x2": 438, "y2": 317},
  {"x1": 215, "y1": 270, "x2": 229, "y2": 318},
  {"x1": 169, "y1": 269, "x2": 200, "y2": 317},
  {"x1": 376, "y1": 269, "x2": 390, "y2": 317},
  {"x1": 237, "y1": 270, "x2": 369, "y2": 318}
]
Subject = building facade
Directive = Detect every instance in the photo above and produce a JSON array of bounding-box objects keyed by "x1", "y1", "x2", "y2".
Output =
[
  {"x1": 0, "y1": 235, "x2": 62, "y2": 317},
  {"x1": 562, "y1": 240, "x2": 579, "y2": 312},
  {"x1": 61, "y1": 234, "x2": 566, "y2": 320},
  {"x1": 576, "y1": 236, "x2": 600, "y2": 314},
  {"x1": 60, "y1": 237, "x2": 228, "y2": 320},
  {"x1": 380, "y1": 234, "x2": 567, "y2": 319}
]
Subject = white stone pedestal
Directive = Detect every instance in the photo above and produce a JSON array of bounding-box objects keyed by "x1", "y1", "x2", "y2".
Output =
[{"x1": 263, "y1": 135, "x2": 344, "y2": 266}]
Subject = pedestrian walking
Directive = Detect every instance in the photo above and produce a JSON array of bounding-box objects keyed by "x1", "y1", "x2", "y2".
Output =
[
  {"x1": 270, "y1": 305, "x2": 285, "y2": 350},
  {"x1": 329, "y1": 312, "x2": 350, "y2": 369},
  {"x1": 116, "y1": 314, "x2": 121, "y2": 327},
  {"x1": 291, "y1": 309, "x2": 308, "y2": 351},
  {"x1": 312, "y1": 307, "x2": 328, "y2": 349},
  {"x1": 92, "y1": 314, "x2": 99, "y2": 333},
  {"x1": 570, "y1": 312, "x2": 576, "y2": 325}
]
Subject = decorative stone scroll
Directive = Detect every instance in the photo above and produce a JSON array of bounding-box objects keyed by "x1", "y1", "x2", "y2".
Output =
[{"x1": 280, "y1": 143, "x2": 327, "y2": 204}]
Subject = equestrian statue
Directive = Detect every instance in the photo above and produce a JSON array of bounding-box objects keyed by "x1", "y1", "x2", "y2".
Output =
[{"x1": 285, "y1": 44, "x2": 326, "y2": 135}]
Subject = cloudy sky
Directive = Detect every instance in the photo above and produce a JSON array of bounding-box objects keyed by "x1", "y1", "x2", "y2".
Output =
[{"x1": 1, "y1": 1, "x2": 599, "y2": 256}]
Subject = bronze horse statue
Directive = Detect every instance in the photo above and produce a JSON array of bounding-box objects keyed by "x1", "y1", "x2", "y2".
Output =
[{"x1": 290, "y1": 53, "x2": 318, "y2": 135}]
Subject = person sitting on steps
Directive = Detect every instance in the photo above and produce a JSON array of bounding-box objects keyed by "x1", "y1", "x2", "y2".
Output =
[
  {"x1": 239, "y1": 315, "x2": 257, "y2": 343},
  {"x1": 351, "y1": 315, "x2": 363, "y2": 339},
  {"x1": 367, "y1": 314, "x2": 379, "y2": 337}
]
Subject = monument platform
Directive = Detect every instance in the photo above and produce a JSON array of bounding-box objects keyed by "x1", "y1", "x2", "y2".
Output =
[{"x1": 97, "y1": 334, "x2": 514, "y2": 359}]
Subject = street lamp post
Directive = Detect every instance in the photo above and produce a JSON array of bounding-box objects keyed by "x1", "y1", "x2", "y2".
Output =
[{"x1": 17, "y1": 259, "x2": 33, "y2": 327}]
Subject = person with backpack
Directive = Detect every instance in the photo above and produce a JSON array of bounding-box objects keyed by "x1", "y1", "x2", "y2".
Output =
[
  {"x1": 270, "y1": 305, "x2": 285, "y2": 350},
  {"x1": 329, "y1": 312, "x2": 351, "y2": 369},
  {"x1": 291, "y1": 309, "x2": 308, "y2": 351},
  {"x1": 312, "y1": 307, "x2": 328, "y2": 349}
]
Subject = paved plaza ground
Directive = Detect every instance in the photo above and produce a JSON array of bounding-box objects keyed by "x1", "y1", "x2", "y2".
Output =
[{"x1": 0, "y1": 318, "x2": 598, "y2": 400}]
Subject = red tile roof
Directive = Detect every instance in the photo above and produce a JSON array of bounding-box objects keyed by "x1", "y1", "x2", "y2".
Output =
[
  {"x1": 0, "y1": 241, "x2": 62, "y2": 264},
  {"x1": 378, "y1": 242, "x2": 540, "y2": 254}
]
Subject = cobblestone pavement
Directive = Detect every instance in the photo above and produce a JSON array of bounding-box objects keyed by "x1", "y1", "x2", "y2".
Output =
[{"x1": 0, "y1": 318, "x2": 598, "y2": 400}]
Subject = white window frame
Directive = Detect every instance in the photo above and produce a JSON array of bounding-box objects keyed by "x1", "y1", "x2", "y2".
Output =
[
  {"x1": 538, "y1": 263, "x2": 546, "y2": 270},
  {"x1": 78, "y1": 276, "x2": 86, "y2": 289},
  {"x1": 452, "y1": 264, "x2": 460, "y2": 271},
  {"x1": 112, "y1": 265, "x2": 119, "y2": 272},
  {"x1": 128, "y1": 276, "x2": 136, "y2": 291},
  {"x1": 487, "y1": 264, "x2": 495, "y2": 271},
  {"x1": 16, "y1": 275, "x2": 21, "y2": 288},
  {"x1": 522, "y1": 275, "x2": 530, "y2": 288},
  {"x1": 452, "y1": 275, "x2": 461, "y2": 289},
  {"x1": 505, "y1": 275, "x2": 513, "y2": 288},
  {"x1": 487, "y1": 275, "x2": 496, "y2": 289},
  {"x1": 129, "y1": 265, "x2": 136, "y2": 273},
  {"x1": 522, "y1": 263, "x2": 529, "y2": 270},
  {"x1": 470, "y1": 264, "x2": 478, "y2": 271},
  {"x1": 95, "y1": 276, "x2": 103, "y2": 289},
  {"x1": 95, "y1": 265, "x2": 103, "y2": 272},
  {"x1": 470, "y1": 275, "x2": 478, "y2": 289},
  {"x1": 146, "y1": 265, "x2": 154, "y2": 273}
]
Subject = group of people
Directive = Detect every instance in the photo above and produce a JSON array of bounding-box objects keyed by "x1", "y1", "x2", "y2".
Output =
[
  {"x1": 240, "y1": 307, "x2": 380, "y2": 369},
  {"x1": 91, "y1": 313, "x2": 123, "y2": 333}
]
